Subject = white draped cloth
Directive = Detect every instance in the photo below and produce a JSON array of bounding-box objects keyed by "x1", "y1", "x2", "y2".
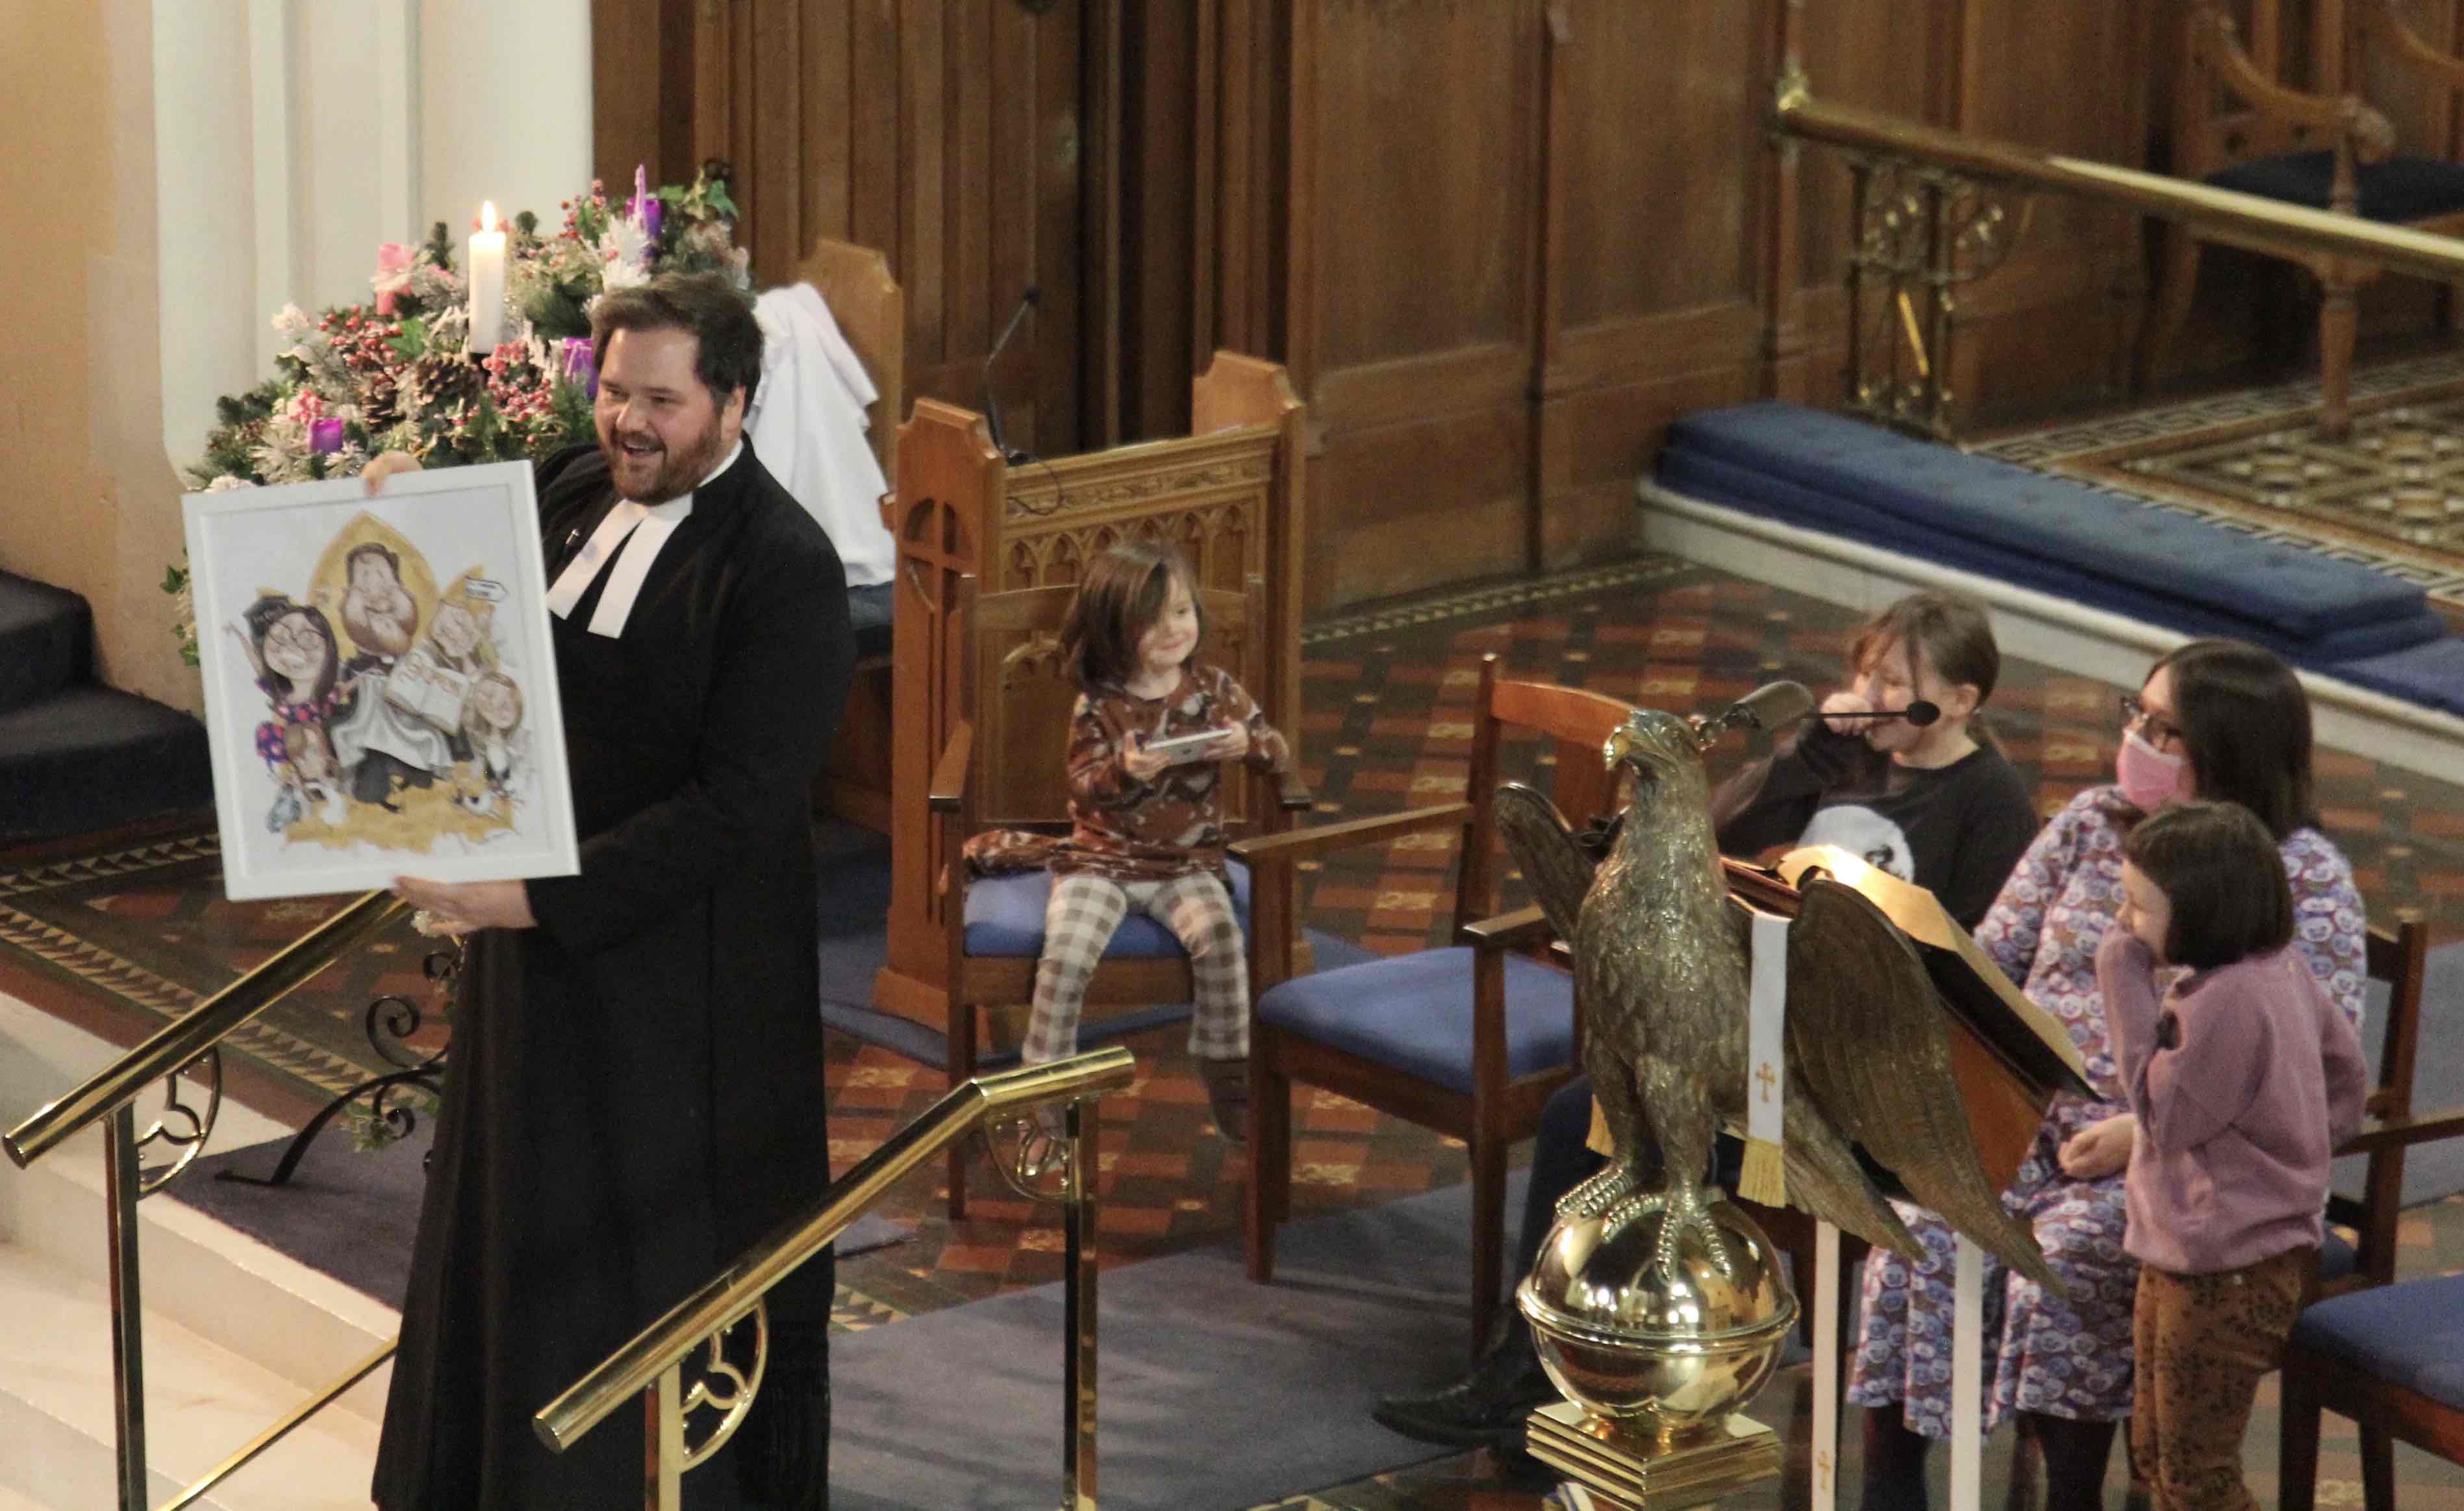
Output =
[{"x1": 745, "y1": 283, "x2": 896, "y2": 588}]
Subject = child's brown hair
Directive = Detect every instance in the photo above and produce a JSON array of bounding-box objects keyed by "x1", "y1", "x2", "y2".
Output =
[
  {"x1": 1848, "y1": 588, "x2": 2001, "y2": 708},
  {"x1": 2122, "y1": 799, "x2": 2294, "y2": 971},
  {"x1": 1060, "y1": 541, "x2": 1203, "y2": 688}
]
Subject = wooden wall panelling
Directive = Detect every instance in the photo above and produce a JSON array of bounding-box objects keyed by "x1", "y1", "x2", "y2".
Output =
[
  {"x1": 1285, "y1": 0, "x2": 1546, "y2": 611},
  {"x1": 660, "y1": 1, "x2": 1092, "y2": 458},
  {"x1": 1787, "y1": 0, "x2": 1937, "y2": 412},
  {"x1": 1944, "y1": 3, "x2": 2153, "y2": 422},
  {"x1": 1533, "y1": 0, "x2": 1774, "y2": 573}
]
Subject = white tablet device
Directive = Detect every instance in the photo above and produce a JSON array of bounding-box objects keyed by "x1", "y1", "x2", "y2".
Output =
[{"x1": 1144, "y1": 727, "x2": 1237, "y2": 764}]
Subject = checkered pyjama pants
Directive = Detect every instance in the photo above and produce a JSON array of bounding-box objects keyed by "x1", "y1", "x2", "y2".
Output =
[{"x1": 1023, "y1": 871, "x2": 1250, "y2": 1065}]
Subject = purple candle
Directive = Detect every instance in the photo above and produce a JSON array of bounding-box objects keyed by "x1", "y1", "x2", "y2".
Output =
[
  {"x1": 560, "y1": 336, "x2": 599, "y2": 397},
  {"x1": 309, "y1": 418, "x2": 346, "y2": 455}
]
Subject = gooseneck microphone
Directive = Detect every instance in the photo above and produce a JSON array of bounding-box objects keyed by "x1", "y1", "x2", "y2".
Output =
[
  {"x1": 1812, "y1": 699, "x2": 1941, "y2": 729},
  {"x1": 1691, "y1": 682, "x2": 1939, "y2": 750},
  {"x1": 984, "y1": 285, "x2": 1040, "y2": 466}
]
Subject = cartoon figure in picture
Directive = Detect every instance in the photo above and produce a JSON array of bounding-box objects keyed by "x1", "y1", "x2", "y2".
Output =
[
  {"x1": 337, "y1": 541, "x2": 418, "y2": 659},
  {"x1": 273, "y1": 723, "x2": 351, "y2": 830},
  {"x1": 455, "y1": 671, "x2": 529, "y2": 819},
  {"x1": 412, "y1": 576, "x2": 502, "y2": 763},
  {"x1": 226, "y1": 593, "x2": 347, "y2": 832},
  {"x1": 324, "y1": 542, "x2": 457, "y2": 808}
]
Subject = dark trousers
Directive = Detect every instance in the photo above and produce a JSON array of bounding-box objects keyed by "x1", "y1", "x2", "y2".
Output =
[{"x1": 1515, "y1": 1074, "x2": 1746, "y2": 1284}]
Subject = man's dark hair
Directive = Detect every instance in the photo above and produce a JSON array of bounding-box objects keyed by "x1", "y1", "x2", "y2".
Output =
[
  {"x1": 590, "y1": 273, "x2": 764, "y2": 410},
  {"x1": 2122, "y1": 799, "x2": 2294, "y2": 971},
  {"x1": 1061, "y1": 540, "x2": 1204, "y2": 690},
  {"x1": 2146, "y1": 639, "x2": 2315, "y2": 840},
  {"x1": 344, "y1": 542, "x2": 401, "y2": 581}
]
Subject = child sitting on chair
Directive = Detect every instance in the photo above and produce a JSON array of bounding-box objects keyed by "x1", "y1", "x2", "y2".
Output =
[
  {"x1": 974, "y1": 541, "x2": 1290, "y2": 1171},
  {"x1": 2104, "y1": 799, "x2": 2368, "y2": 1511}
]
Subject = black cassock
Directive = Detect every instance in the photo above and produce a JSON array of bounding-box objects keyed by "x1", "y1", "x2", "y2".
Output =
[{"x1": 374, "y1": 442, "x2": 852, "y2": 1509}]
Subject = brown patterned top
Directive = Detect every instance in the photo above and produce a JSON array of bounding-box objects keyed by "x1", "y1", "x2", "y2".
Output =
[{"x1": 966, "y1": 662, "x2": 1290, "y2": 882}]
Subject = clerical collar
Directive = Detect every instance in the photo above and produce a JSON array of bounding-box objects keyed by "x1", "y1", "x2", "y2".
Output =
[{"x1": 545, "y1": 441, "x2": 745, "y2": 638}]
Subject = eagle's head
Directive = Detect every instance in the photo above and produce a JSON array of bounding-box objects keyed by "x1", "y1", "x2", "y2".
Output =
[{"x1": 1602, "y1": 708, "x2": 1705, "y2": 784}]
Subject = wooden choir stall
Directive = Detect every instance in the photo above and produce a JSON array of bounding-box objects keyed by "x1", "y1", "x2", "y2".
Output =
[{"x1": 873, "y1": 354, "x2": 1310, "y2": 1203}]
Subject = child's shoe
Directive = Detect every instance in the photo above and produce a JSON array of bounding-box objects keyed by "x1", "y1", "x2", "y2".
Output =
[{"x1": 1196, "y1": 1056, "x2": 1249, "y2": 1146}]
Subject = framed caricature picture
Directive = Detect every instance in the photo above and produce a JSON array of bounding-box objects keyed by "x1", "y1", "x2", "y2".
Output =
[{"x1": 183, "y1": 462, "x2": 579, "y2": 901}]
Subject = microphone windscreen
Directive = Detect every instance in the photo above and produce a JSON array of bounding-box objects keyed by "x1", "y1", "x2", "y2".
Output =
[
  {"x1": 1729, "y1": 680, "x2": 1815, "y2": 732},
  {"x1": 1904, "y1": 699, "x2": 1941, "y2": 728}
]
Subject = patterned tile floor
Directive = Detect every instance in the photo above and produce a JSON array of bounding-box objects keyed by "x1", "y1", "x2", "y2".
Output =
[
  {"x1": 1976, "y1": 349, "x2": 2464, "y2": 618},
  {"x1": 5, "y1": 548, "x2": 2459, "y2": 1508},
  {"x1": 812, "y1": 554, "x2": 2464, "y2": 1508}
]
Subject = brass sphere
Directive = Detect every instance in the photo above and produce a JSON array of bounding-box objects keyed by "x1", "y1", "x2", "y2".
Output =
[{"x1": 1516, "y1": 1194, "x2": 1797, "y2": 1448}]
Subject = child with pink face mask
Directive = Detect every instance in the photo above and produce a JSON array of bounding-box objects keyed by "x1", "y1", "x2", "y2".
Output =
[
  {"x1": 1848, "y1": 639, "x2": 2368, "y2": 1510},
  {"x1": 2102, "y1": 800, "x2": 2367, "y2": 1511}
]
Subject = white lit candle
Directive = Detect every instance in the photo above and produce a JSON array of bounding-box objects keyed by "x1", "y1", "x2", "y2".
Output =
[{"x1": 467, "y1": 201, "x2": 507, "y2": 355}]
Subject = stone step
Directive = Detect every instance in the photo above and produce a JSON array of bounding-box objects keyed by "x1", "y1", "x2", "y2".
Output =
[
  {"x1": 0, "y1": 571, "x2": 89, "y2": 717},
  {"x1": 0, "y1": 685, "x2": 212, "y2": 842},
  {"x1": 0, "y1": 1243, "x2": 379, "y2": 1510},
  {"x1": 0, "y1": 995, "x2": 399, "y2": 1421}
]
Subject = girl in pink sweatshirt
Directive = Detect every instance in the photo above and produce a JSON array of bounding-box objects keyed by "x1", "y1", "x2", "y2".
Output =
[{"x1": 2102, "y1": 800, "x2": 2369, "y2": 1511}]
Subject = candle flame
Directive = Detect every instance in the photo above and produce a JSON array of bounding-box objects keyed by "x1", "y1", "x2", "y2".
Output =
[{"x1": 479, "y1": 201, "x2": 499, "y2": 233}]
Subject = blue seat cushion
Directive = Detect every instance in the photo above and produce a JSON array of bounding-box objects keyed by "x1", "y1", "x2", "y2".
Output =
[
  {"x1": 1662, "y1": 403, "x2": 2433, "y2": 646},
  {"x1": 2292, "y1": 1272, "x2": 2464, "y2": 1409},
  {"x1": 2331, "y1": 635, "x2": 2464, "y2": 718},
  {"x1": 1655, "y1": 443, "x2": 2445, "y2": 664},
  {"x1": 963, "y1": 861, "x2": 1254, "y2": 958},
  {"x1": 2207, "y1": 151, "x2": 2464, "y2": 223},
  {"x1": 1255, "y1": 947, "x2": 1576, "y2": 1096},
  {"x1": 848, "y1": 581, "x2": 894, "y2": 661}
]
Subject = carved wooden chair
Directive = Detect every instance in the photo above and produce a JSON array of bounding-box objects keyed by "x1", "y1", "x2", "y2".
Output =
[
  {"x1": 1233, "y1": 656, "x2": 1632, "y2": 1355},
  {"x1": 800, "y1": 236, "x2": 905, "y2": 830},
  {"x1": 2142, "y1": 0, "x2": 2464, "y2": 438},
  {"x1": 931, "y1": 572, "x2": 1309, "y2": 1217}
]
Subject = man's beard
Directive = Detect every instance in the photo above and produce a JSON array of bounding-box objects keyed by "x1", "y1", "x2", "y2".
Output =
[{"x1": 601, "y1": 412, "x2": 729, "y2": 504}]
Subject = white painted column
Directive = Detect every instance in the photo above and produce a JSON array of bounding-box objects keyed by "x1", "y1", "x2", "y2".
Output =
[
  {"x1": 1812, "y1": 1219, "x2": 1841, "y2": 1511},
  {"x1": 418, "y1": 0, "x2": 592, "y2": 244},
  {"x1": 1951, "y1": 1235, "x2": 1984, "y2": 1511},
  {"x1": 152, "y1": 0, "x2": 592, "y2": 473}
]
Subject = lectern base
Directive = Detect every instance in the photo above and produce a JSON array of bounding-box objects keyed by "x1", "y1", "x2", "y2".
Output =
[{"x1": 1523, "y1": 1401, "x2": 1781, "y2": 1510}]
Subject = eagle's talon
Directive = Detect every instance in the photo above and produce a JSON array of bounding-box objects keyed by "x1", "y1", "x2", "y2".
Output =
[{"x1": 1559, "y1": 1164, "x2": 1647, "y2": 1221}]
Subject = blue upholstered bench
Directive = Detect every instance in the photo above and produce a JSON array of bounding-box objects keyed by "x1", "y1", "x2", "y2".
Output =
[{"x1": 1654, "y1": 403, "x2": 2464, "y2": 715}]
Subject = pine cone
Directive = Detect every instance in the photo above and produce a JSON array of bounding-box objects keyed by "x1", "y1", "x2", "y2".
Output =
[{"x1": 405, "y1": 352, "x2": 484, "y2": 418}]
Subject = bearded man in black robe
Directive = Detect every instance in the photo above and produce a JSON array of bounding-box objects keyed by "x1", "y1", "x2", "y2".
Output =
[{"x1": 366, "y1": 272, "x2": 851, "y2": 1508}]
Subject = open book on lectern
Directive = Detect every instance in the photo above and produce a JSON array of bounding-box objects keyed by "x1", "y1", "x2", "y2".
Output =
[{"x1": 1722, "y1": 843, "x2": 2094, "y2": 1191}]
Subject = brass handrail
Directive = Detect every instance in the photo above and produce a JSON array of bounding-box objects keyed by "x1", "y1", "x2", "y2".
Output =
[
  {"x1": 1774, "y1": 90, "x2": 2464, "y2": 282},
  {"x1": 534, "y1": 1044, "x2": 1138, "y2": 1452},
  {"x1": 3, "y1": 890, "x2": 408, "y2": 1168}
]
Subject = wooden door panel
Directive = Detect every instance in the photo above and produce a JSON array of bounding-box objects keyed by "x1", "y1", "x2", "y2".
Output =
[
  {"x1": 612, "y1": 0, "x2": 1093, "y2": 456},
  {"x1": 1286, "y1": 0, "x2": 1546, "y2": 608}
]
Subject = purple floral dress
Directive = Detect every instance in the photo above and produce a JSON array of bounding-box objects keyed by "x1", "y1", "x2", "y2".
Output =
[{"x1": 1845, "y1": 785, "x2": 2366, "y2": 1436}]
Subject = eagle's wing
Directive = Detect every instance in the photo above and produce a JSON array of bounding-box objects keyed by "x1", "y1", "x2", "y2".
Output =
[
  {"x1": 1492, "y1": 782, "x2": 1596, "y2": 942},
  {"x1": 1784, "y1": 877, "x2": 2059, "y2": 1290}
]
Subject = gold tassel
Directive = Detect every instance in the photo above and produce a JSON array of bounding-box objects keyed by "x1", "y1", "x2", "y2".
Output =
[{"x1": 1738, "y1": 1135, "x2": 1787, "y2": 1206}]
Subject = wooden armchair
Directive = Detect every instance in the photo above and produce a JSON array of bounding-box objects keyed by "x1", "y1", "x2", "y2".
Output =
[
  {"x1": 2142, "y1": 0, "x2": 2464, "y2": 439},
  {"x1": 930, "y1": 572, "x2": 1309, "y2": 1217},
  {"x1": 1233, "y1": 656, "x2": 1635, "y2": 1355},
  {"x1": 2274, "y1": 916, "x2": 2459, "y2": 1511}
]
